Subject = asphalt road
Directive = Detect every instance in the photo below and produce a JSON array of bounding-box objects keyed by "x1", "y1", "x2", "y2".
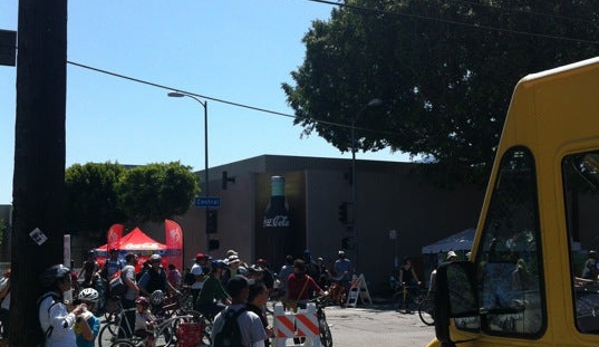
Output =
[
  {"x1": 324, "y1": 303, "x2": 436, "y2": 347},
  {"x1": 98, "y1": 302, "x2": 436, "y2": 347}
]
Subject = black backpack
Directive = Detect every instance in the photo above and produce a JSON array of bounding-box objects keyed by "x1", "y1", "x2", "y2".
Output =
[
  {"x1": 213, "y1": 307, "x2": 247, "y2": 347},
  {"x1": 35, "y1": 292, "x2": 62, "y2": 347}
]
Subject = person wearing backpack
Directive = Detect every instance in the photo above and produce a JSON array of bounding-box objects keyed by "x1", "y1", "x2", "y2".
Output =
[
  {"x1": 38, "y1": 264, "x2": 88, "y2": 347},
  {"x1": 246, "y1": 280, "x2": 273, "y2": 347},
  {"x1": 211, "y1": 275, "x2": 267, "y2": 347}
]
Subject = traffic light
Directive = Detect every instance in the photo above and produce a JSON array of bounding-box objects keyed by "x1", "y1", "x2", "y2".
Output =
[
  {"x1": 208, "y1": 239, "x2": 220, "y2": 250},
  {"x1": 342, "y1": 236, "x2": 354, "y2": 250},
  {"x1": 206, "y1": 209, "x2": 218, "y2": 234},
  {"x1": 338, "y1": 202, "x2": 348, "y2": 224}
]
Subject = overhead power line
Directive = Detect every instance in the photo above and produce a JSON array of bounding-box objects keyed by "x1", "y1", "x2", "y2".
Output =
[
  {"x1": 67, "y1": 60, "x2": 390, "y2": 136},
  {"x1": 303, "y1": 0, "x2": 599, "y2": 45}
]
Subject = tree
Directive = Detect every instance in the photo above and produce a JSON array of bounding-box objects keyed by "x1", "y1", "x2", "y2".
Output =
[
  {"x1": 283, "y1": 0, "x2": 599, "y2": 185},
  {"x1": 117, "y1": 162, "x2": 199, "y2": 223},
  {"x1": 65, "y1": 162, "x2": 127, "y2": 241}
]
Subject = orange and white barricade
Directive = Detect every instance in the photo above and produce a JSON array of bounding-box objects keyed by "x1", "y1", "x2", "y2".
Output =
[
  {"x1": 346, "y1": 274, "x2": 372, "y2": 308},
  {"x1": 273, "y1": 303, "x2": 321, "y2": 347}
]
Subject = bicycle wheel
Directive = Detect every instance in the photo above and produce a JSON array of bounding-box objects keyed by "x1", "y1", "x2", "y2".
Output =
[
  {"x1": 98, "y1": 322, "x2": 126, "y2": 347},
  {"x1": 153, "y1": 322, "x2": 176, "y2": 347},
  {"x1": 318, "y1": 316, "x2": 333, "y2": 347},
  {"x1": 418, "y1": 297, "x2": 435, "y2": 326}
]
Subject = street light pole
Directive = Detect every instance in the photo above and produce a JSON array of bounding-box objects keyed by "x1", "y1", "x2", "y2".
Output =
[
  {"x1": 168, "y1": 92, "x2": 210, "y2": 250},
  {"x1": 351, "y1": 98, "x2": 383, "y2": 273}
]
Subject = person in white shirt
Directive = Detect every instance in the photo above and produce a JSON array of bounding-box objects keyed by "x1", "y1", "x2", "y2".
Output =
[{"x1": 39, "y1": 264, "x2": 87, "y2": 347}]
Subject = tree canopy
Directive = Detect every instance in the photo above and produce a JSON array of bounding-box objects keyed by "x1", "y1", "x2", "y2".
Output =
[
  {"x1": 66, "y1": 161, "x2": 199, "y2": 238},
  {"x1": 66, "y1": 162, "x2": 127, "y2": 238},
  {"x1": 117, "y1": 162, "x2": 199, "y2": 223},
  {"x1": 283, "y1": 0, "x2": 599, "y2": 184}
]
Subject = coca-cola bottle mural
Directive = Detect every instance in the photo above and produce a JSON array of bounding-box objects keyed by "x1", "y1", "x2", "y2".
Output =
[{"x1": 262, "y1": 176, "x2": 292, "y2": 268}]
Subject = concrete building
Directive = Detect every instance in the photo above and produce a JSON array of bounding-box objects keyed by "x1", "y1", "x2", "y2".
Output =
[
  {"x1": 1, "y1": 154, "x2": 485, "y2": 292},
  {"x1": 154, "y1": 154, "x2": 484, "y2": 292}
]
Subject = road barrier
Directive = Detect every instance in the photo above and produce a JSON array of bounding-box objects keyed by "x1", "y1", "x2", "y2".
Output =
[{"x1": 273, "y1": 302, "x2": 321, "y2": 347}]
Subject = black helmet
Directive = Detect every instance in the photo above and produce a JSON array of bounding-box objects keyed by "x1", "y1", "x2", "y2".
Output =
[{"x1": 39, "y1": 264, "x2": 71, "y2": 288}]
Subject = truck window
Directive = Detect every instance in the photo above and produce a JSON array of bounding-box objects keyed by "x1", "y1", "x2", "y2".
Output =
[
  {"x1": 563, "y1": 150, "x2": 599, "y2": 334},
  {"x1": 473, "y1": 146, "x2": 545, "y2": 337}
]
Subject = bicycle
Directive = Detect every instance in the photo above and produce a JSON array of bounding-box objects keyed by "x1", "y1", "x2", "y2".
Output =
[
  {"x1": 417, "y1": 295, "x2": 435, "y2": 325},
  {"x1": 325, "y1": 277, "x2": 347, "y2": 307},
  {"x1": 310, "y1": 296, "x2": 333, "y2": 347},
  {"x1": 394, "y1": 282, "x2": 426, "y2": 314},
  {"x1": 98, "y1": 304, "x2": 137, "y2": 347},
  {"x1": 108, "y1": 311, "x2": 201, "y2": 347}
]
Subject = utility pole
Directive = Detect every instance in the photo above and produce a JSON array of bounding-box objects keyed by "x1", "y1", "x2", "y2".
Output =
[{"x1": 11, "y1": 1, "x2": 67, "y2": 345}]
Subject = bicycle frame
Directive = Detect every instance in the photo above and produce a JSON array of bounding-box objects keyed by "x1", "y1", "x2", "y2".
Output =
[{"x1": 110, "y1": 312, "x2": 196, "y2": 347}]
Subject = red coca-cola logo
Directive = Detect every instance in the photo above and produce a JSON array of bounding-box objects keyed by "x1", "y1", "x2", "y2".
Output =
[{"x1": 263, "y1": 215, "x2": 290, "y2": 228}]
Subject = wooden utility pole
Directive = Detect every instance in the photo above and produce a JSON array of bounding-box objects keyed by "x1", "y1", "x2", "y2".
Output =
[{"x1": 11, "y1": 1, "x2": 67, "y2": 346}]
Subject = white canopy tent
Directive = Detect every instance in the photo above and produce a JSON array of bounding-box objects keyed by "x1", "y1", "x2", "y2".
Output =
[{"x1": 421, "y1": 228, "x2": 475, "y2": 254}]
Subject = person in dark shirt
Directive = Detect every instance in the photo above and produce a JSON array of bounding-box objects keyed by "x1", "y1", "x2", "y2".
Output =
[
  {"x1": 195, "y1": 259, "x2": 231, "y2": 318},
  {"x1": 138, "y1": 254, "x2": 178, "y2": 297}
]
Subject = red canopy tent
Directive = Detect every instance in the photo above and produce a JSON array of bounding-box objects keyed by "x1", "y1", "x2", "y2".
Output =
[{"x1": 94, "y1": 227, "x2": 167, "y2": 267}]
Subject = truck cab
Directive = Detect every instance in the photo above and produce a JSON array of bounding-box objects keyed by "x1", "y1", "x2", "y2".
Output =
[{"x1": 430, "y1": 56, "x2": 599, "y2": 347}]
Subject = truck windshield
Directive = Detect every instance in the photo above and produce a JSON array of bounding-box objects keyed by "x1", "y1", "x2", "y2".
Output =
[
  {"x1": 563, "y1": 150, "x2": 599, "y2": 334},
  {"x1": 473, "y1": 147, "x2": 545, "y2": 337}
]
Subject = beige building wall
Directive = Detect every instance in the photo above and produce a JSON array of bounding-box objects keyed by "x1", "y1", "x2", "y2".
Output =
[{"x1": 3, "y1": 155, "x2": 483, "y2": 291}]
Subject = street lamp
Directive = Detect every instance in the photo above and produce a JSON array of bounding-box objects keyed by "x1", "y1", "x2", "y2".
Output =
[
  {"x1": 168, "y1": 91, "x2": 210, "y2": 247},
  {"x1": 351, "y1": 98, "x2": 383, "y2": 273}
]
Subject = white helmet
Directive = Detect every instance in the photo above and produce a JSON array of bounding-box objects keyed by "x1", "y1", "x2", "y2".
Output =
[
  {"x1": 150, "y1": 254, "x2": 162, "y2": 262},
  {"x1": 150, "y1": 289, "x2": 165, "y2": 305},
  {"x1": 78, "y1": 287, "x2": 99, "y2": 302}
]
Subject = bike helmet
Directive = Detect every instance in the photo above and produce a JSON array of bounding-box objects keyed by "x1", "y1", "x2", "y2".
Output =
[
  {"x1": 78, "y1": 287, "x2": 100, "y2": 302},
  {"x1": 150, "y1": 290, "x2": 165, "y2": 305},
  {"x1": 150, "y1": 254, "x2": 162, "y2": 262},
  {"x1": 39, "y1": 264, "x2": 71, "y2": 288},
  {"x1": 211, "y1": 259, "x2": 227, "y2": 269},
  {"x1": 135, "y1": 296, "x2": 150, "y2": 308}
]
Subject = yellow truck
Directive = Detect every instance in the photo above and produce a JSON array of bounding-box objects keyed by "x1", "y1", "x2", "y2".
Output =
[{"x1": 429, "y1": 56, "x2": 599, "y2": 347}]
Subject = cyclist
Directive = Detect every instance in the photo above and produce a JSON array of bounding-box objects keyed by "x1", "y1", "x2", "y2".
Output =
[
  {"x1": 39, "y1": 264, "x2": 87, "y2": 347},
  {"x1": 398, "y1": 257, "x2": 421, "y2": 313},
  {"x1": 332, "y1": 251, "x2": 352, "y2": 297},
  {"x1": 287, "y1": 259, "x2": 327, "y2": 311},
  {"x1": 74, "y1": 288, "x2": 101, "y2": 347},
  {"x1": 139, "y1": 254, "x2": 179, "y2": 298},
  {"x1": 195, "y1": 259, "x2": 231, "y2": 318},
  {"x1": 133, "y1": 296, "x2": 158, "y2": 340}
]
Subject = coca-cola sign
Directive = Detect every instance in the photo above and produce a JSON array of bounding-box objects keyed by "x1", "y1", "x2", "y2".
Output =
[{"x1": 263, "y1": 215, "x2": 290, "y2": 228}]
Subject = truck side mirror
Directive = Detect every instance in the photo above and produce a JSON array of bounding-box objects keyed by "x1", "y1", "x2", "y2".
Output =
[{"x1": 435, "y1": 261, "x2": 480, "y2": 345}]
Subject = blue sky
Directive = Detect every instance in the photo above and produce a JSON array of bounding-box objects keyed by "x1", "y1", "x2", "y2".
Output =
[{"x1": 0, "y1": 0, "x2": 409, "y2": 205}]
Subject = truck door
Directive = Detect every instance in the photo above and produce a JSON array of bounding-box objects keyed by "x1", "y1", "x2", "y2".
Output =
[{"x1": 432, "y1": 57, "x2": 599, "y2": 347}]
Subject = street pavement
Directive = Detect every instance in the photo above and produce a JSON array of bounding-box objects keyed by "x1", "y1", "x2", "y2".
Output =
[
  {"x1": 324, "y1": 303, "x2": 436, "y2": 347},
  {"x1": 98, "y1": 302, "x2": 436, "y2": 347}
]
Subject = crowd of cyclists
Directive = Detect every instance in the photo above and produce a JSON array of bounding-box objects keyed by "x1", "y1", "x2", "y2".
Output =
[
  {"x1": 0, "y1": 246, "x2": 457, "y2": 346},
  {"x1": 24, "y1": 247, "x2": 357, "y2": 347}
]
